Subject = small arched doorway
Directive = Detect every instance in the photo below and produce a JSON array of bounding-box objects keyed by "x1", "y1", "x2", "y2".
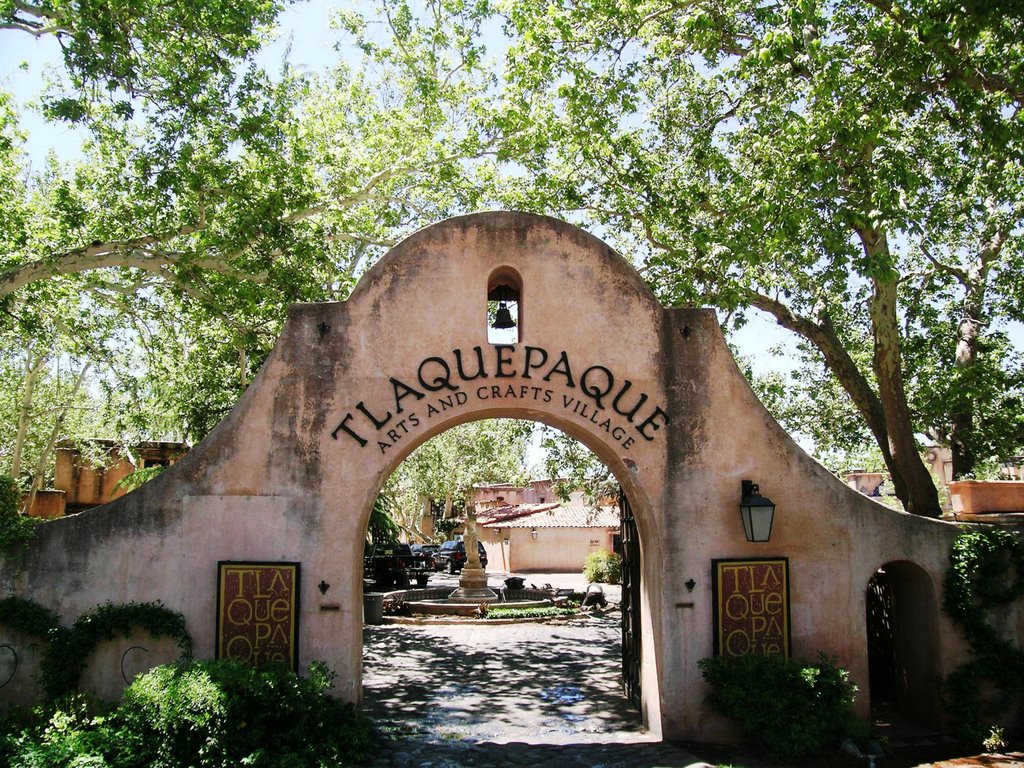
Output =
[{"x1": 865, "y1": 561, "x2": 941, "y2": 727}]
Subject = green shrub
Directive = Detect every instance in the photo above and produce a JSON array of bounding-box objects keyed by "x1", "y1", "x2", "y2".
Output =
[
  {"x1": 484, "y1": 605, "x2": 578, "y2": 620},
  {"x1": 0, "y1": 475, "x2": 35, "y2": 551},
  {"x1": 113, "y1": 659, "x2": 371, "y2": 767},
  {"x1": 698, "y1": 653, "x2": 857, "y2": 759},
  {"x1": 2, "y1": 661, "x2": 372, "y2": 768},
  {"x1": 583, "y1": 550, "x2": 622, "y2": 584},
  {"x1": 0, "y1": 694, "x2": 116, "y2": 768}
]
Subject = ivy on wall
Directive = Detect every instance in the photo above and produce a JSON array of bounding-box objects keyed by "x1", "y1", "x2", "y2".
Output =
[
  {"x1": 0, "y1": 596, "x2": 192, "y2": 699},
  {"x1": 943, "y1": 528, "x2": 1024, "y2": 744},
  {"x1": 0, "y1": 596, "x2": 60, "y2": 640}
]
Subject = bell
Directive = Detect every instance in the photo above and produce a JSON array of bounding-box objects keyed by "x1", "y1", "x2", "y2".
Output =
[{"x1": 492, "y1": 302, "x2": 516, "y2": 329}]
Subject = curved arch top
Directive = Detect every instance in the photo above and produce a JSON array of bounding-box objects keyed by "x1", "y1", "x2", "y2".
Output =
[{"x1": 349, "y1": 211, "x2": 660, "y2": 309}]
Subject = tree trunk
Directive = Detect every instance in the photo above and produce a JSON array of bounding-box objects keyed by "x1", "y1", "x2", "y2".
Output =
[
  {"x1": 950, "y1": 301, "x2": 982, "y2": 479},
  {"x1": 864, "y1": 231, "x2": 941, "y2": 517},
  {"x1": 749, "y1": 291, "x2": 908, "y2": 502},
  {"x1": 11, "y1": 349, "x2": 47, "y2": 483},
  {"x1": 947, "y1": 226, "x2": 1004, "y2": 478},
  {"x1": 22, "y1": 362, "x2": 91, "y2": 515}
]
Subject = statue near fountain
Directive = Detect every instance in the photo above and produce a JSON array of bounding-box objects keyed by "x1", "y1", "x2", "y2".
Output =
[{"x1": 448, "y1": 504, "x2": 497, "y2": 603}]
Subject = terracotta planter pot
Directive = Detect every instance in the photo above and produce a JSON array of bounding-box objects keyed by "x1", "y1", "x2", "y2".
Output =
[{"x1": 948, "y1": 480, "x2": 1024, "y2": 515}]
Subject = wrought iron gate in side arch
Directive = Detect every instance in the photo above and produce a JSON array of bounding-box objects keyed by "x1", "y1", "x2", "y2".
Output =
[{"x1": 619, "y1": 488, "x2": 642, "y2": 710}]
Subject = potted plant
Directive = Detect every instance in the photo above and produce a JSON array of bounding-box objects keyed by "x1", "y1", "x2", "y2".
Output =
[{"x1": 948, "y1": 480, "x2": 1024, "y2": 515}]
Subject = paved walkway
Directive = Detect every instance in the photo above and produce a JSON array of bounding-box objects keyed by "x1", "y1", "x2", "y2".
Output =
[
  {"x1": 359, "y1": 571, "x2": 1020, "y2": 768},
  {"x1": 361, "y1": 617, "x2": 712, "y2": 767},
  {"x1": 361, "y1": 570, "x2": 711, "y2": 767}
]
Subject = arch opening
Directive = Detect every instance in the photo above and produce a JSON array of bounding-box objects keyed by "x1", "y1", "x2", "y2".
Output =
[
  {"x1": 486, "y1": 266, "x2": 523, "y2": 345},
  {"x1": 358, "y1": 417, "x2": 652, "y2": 740}
]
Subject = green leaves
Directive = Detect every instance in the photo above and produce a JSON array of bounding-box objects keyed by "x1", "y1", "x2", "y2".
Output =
[
  {"x1": 1, "y1": 0, "x2": 1021, "y2": 510},
  {"x1": 0, "y1": 0, "x2": 518, "y2": 487},
  {"x1": 699, "y1": 652, "x2": 857, "y2": 759},
  {"x1": 387, "y1": 419, "x2": 533, "y2": 523},
  {"x1": 0, "y1": 658, "x2": 372, "y2": 766},
  {"x1": 540, "y1": 426, "x2": 615, "y2": 505},
  {"x1": 500, "y1": 0, "x2": 1023, "y2": 504},
  {"x1": 943, "y1": 529, "x2": 1024, "y2": 744}
]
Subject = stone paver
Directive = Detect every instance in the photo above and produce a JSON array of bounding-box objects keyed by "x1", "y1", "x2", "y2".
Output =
[
  {"x1": 360, "y1": 571, "x2": 712, "y2": 767},
  {"x1": 359, "y1": 571, "x2": 1016, "y2": 768}
]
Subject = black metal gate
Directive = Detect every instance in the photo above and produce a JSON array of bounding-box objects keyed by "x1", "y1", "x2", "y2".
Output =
[
  {"x1": 619, "y1": 488, "x2": 642, "y2": 710},
  {"x1": 866, "y1": 568, "x2": 897, "y2": 710}
]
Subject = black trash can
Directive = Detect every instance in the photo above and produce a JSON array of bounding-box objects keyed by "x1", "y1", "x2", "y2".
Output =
[{"x1": 363, "y1": 592, "x2": 384, "y2": 625}]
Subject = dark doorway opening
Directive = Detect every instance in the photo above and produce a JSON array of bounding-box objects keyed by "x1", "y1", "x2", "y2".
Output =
[
  {"x1": 866, "y1": 569, "x2": 898, "y2": 712},
  {"x1": 866, "y1": 562, "x2": 941, "y2": 733}
]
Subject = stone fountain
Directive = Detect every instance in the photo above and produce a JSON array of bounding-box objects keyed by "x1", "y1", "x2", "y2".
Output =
[
  {"x1": 379, "y1": 505, "x2": 552, "y2": 618},
  {"x1": 447, "y1": 506, "x2": 498, "y2": 603}
]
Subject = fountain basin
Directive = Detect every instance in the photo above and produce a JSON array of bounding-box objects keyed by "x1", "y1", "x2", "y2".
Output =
[{"x1": 381, "y1": 587, "x2": 558, "y2": 617}]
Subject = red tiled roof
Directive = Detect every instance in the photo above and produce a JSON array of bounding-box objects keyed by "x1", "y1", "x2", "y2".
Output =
[{"x1": 479, "y1": 503, "x2": 617, "y2": 529}]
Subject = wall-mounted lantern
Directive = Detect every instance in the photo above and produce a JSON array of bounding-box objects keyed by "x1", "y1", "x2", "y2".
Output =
[
  {"x1": 530, "y1": 527, "x2": 538, "y2": 540},
  {"x1": 739, "y1": 480, "x2": 776, "y2": 542}
]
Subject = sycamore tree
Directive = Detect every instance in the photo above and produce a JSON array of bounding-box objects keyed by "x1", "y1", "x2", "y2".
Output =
[
  {"x1": 386, "y1": 419, "x2": 533, "y2": 536},
  {"x1": 0, "y1": 0, "x2": 291, "y2": 123},
  {"x1": 538, "y1": 426, "x2": 617, "y2": 506},
  {"x1": 498, "y1": 0, "x2": 1024, "y2": 516},
  {"x1": 0, "y1": 0, "x2": 510, "y2": 493}
]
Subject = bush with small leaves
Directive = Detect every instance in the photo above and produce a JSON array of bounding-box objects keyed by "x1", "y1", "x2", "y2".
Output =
[
  {"x1": 112, "y1": 659, "x2": 372, "y2": 767},
  {"x1": 583, "y1": 550, "x2": 621, "y2": 584},
  {"x1": 1, "y1": 660, "x2": 372, "y2": 767},
  {"x1": 699, "y1": 653, "x2": 857, "y2": 759},
  {"x1": 0, "y1": 475, "x2": 35, "y2": 552}
]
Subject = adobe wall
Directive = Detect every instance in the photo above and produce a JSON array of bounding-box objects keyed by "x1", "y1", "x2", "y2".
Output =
[
  {"x1": 0, "y1": 212, "x2": 977, "y2": 740},
  {"x1": 482, "y1": 526, "x2": 617, "y2": 573}
]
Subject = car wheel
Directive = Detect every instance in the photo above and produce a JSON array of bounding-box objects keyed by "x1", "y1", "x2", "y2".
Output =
[{"x1": 447, "y1": 560, "x2": 457, "y2": 574}]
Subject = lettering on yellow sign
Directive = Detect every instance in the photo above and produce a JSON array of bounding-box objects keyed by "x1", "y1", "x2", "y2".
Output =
[
  {"x1": 713, "y1": 558, "x2": 789, "y2": 659},
  {"x1": 217, "y1": 562, "x2": 299, "y2": 670}
]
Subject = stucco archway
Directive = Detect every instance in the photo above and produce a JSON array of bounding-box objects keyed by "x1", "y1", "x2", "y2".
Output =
[{"x1": 1, "y1": 212, "x2": 973, "y2": 741}]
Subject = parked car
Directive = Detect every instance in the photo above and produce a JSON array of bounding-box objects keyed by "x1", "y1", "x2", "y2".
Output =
[
  {"x1": 364, "y1": 542, "x2": 432, "y2": 588},
  {"x1": 434, "y1": 540, "x2": 488, "y2": 573},
  {"x1": 409, "y1": 544, "x2": 438, "y2": 571}
]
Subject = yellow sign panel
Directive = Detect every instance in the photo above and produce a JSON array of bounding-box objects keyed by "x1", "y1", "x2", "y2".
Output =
[
  {"x1": 216, "y1": 562, "x2": 300, "y2": 670},
  {"x1": 712, "y1": 558, "x2": 790, "y2": 658}
]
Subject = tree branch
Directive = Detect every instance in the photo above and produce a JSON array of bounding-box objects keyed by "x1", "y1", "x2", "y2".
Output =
[
  {"x1": 744, "y1": 288, "x2": 892, "y2": 452},
  {"x1": 13, "y1": 0, "x2": 59, "y2": 21},
  {"x1": 861, "y1": 0, "x2": 1024, "y2": 104}
]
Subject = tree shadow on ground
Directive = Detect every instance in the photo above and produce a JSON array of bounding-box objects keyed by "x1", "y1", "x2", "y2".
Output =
[{"x1": 361, "y1": 617, "x2": 642, "y2": 742}]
